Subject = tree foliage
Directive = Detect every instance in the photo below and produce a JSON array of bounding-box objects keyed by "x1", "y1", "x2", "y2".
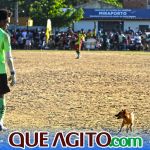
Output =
[
  {"x1": 0, "y1": 0, "x2": 123, "y2": 27},
  {"x1": 64, "y1": 0, "x2": 90, "y2": 6},
  {"x1": 103, "y1": 0, "x2": 122, "y2": 7},
  {"x1": 64, "y1": 0, "x2": 122, "y2": 7},
  {"x1": 0, "y1": 0, "x2": 15, "y2": 10},
  {"x1": 29, "y1": 0, "x2": 84, "y2": 27}
]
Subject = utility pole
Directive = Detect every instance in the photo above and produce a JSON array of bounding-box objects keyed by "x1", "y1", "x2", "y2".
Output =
[{"x1": 14, "y1": 0, "x2": 18, "y2": 31}]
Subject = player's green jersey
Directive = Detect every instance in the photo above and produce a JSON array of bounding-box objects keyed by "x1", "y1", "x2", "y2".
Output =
[{"x1": 0, "y1": 28, "x2": 11, "y2": 74}]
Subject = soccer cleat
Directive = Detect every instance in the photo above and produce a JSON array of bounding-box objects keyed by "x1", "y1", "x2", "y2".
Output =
[{"x1": 76, "y1": 56, "x2": 79, "y2": 59}]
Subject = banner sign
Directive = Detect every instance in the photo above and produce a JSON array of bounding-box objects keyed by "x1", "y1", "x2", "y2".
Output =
[{"x1": 84, "y1": 9, "x2": 150, "y2": 20}]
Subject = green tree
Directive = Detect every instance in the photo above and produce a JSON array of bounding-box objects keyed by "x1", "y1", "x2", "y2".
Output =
[
  {"x1": 0, "y1": 0, "x2": 123, "y2": 27},
  {"x1": 0, "y1": 0, "x2": 123, "y2": 14},
  {"x1": 0, "y1": 0, "x2": 28, "y2": 17},
  {"x1": 103, "y1": 0, "x2": 122, "y2": 7},
  {"x1": 29, "y1": 0, "x2": 84, "y2": 27},
  {"x1": 64, "y1": 0, "x2": 90, "y2": 6},
  {"x1": 65, "y1": 0, "x2": 122, "y2": 7},
  {"x1": 0, "y1": 0, "x2": 12, "y2": 9}
]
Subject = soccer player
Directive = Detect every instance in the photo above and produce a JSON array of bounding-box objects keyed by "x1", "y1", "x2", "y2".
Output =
[
  {"x1": 0, "y1": 9, "x2": 16, "y2": 131},
  {"x1": 74, "y1": 31, "x2": 84, "y2": 59}
]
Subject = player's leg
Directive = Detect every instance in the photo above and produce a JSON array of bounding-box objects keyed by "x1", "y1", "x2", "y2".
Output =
[
  {"x1": 0, "y1": 94, "x2": 7, "y2": 131},
  {"x1": 77, "y1": 41, "x2": 83, "y2": 59},
  {"x1": 76, "y1": 50, "x2": 80, "y2": 59},
  {"x1": 74, "y1": 44, "x2": 79, "y2": 59},
  {"x1": 0, "y1": 74, "x2": 10, "y2": 131},
  {"x1": 75, "y1": 44, "x2": 81, "y2": 59}
]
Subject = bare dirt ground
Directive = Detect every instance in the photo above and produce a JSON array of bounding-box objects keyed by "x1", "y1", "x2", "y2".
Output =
[{"x1": 5, "y1": 51, "x2": 150, "y2": 133}]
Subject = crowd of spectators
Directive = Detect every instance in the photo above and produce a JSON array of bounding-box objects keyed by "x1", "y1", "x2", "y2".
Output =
[{"x1": 9, "y1": 27, "x2": 150, "y2": 51}]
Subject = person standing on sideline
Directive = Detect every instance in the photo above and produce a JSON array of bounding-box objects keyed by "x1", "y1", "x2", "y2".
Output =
[{"x1": 0, "y1": 9, "x2": 16, "y2": 131}]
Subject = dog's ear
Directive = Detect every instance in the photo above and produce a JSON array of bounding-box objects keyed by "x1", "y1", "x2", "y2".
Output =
[{"x1": 123, "y1": 109, "x2": 127, "y2": 114}]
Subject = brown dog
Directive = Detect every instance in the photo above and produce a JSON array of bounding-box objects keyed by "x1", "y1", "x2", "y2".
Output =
[{"x1": 115, "y1": 109, "x2": 134, "y2": 133}]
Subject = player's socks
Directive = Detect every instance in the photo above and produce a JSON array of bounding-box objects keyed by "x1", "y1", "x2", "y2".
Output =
[
  {"x1": 0, "y1": 98, "x2": 7, "y2": 131},
  {"x1": 76, "y1": 51, "x2": 80, "y2": 59},
  {"x1": 78, "y1": 51, "x2": 80, "y2": 58}
]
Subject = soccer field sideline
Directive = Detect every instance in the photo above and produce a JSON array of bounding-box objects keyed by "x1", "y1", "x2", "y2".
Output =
[{"x1": 12, "y1": 49, "x2": 150, "y2": 55}]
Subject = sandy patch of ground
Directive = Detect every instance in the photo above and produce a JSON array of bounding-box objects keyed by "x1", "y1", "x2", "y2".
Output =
[{"x1": 5, "y1": 51, "x2": 150, "y2": 133}]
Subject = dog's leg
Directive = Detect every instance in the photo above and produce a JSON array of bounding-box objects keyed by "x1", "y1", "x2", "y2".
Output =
[
  {"x1": 126, "y1": 125, "x2": 129, "y2": 133},
  {"x1": 129, "y1": 123, "x2": 133, "y2": 132},
  {"x1": 118, "y1": 122, "x2": 124, "y2": 134}
]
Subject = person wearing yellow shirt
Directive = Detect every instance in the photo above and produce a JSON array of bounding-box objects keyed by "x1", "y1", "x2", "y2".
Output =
[{"x1": 74, "y1": 31, "x2": 84, "y2": 59}]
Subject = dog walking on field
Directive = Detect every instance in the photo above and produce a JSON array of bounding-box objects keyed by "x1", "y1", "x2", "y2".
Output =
[{"x1": 115, "y1": 109, "x2": 134, "y2": 133}]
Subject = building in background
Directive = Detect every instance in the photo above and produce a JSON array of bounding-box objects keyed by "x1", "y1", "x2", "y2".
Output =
[{"x1": 72, "y1": 0, "x2": 150, "y2": 32}]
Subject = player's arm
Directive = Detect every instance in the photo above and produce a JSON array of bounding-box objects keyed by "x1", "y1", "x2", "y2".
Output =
[
  {"x1": 6, "y1": 51, "x2": 15, "y2": 74},
  {"x1": 4, "y1": 33, "x2": 16, "y2": 86}
]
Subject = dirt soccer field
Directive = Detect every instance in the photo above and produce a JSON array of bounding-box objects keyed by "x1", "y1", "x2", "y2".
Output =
[{"x1": 5, "y1": 51, "x2": 150, "y2": 133}]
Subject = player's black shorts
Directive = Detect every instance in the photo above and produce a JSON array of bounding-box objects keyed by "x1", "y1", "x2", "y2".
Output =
[{"x1": 0, "y1": 74, "x2": 10, "y2": 95}]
